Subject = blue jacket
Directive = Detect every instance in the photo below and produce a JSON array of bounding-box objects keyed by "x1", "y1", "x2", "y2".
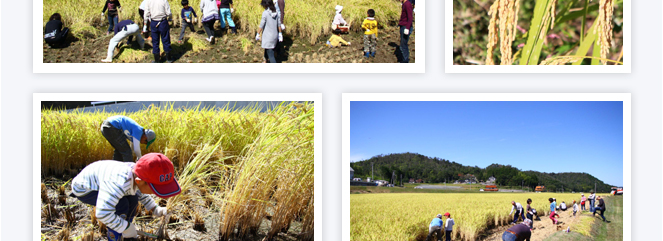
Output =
[{"x1": 430, "y1": 217, "x2": 443, "y2": 227}]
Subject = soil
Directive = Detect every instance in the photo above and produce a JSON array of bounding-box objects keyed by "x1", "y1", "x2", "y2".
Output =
[
  {"x1": 42, "y1": 24, "x2": 416, "y2": 64},
  {"x1": 480, "y1": 208, "x2": 585, "y2": 241},
  {"x1": 41, "y1": 178, "x2": 304, "y2": 241}
]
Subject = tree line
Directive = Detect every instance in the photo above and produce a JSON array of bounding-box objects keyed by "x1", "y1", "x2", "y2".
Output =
[{"x1": 350, "y1": 152, "x2": 614, "y2": 193}]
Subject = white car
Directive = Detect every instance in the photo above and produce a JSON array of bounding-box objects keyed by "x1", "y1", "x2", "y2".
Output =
[{"x1": 479, "y1": 189, "x2": 484, "y2": 192}]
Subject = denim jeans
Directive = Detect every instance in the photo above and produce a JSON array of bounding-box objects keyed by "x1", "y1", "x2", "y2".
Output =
[
  {"x1": 179, "y1": 20, "x2": 196, "y2": 41},
  {"x1": 590, "y1": 199, "x2": 595, "y2": 212},
  {"x1": 593, "y1": 207, "x2": 606, "y2": 221},
  {"x1": 502, "y1": 231, "x2": 517, "y2": 241},
  {"x1": 219, "y1": 8, "x2": 235, "y2": 28},
  {"x1": 100, "y1": 120, "x2": 134, "y2": 162},
  {"x1": 399, "y1": 25, "x2": 413, "y2": 63},
  {"x1": 444, "y1": 230, "x2": 452, "y2": 241},
  {"x1": 264, "y1": 48, "x2": 276, "y2": 63},
  {"x1": 107, "y1": 14, "x2": 119, "y2": 33}
]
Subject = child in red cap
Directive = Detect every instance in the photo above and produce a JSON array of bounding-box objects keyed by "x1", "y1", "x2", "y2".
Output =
[
  {"x1": 443, "y1": 212, "x2": 454, "y2": 241},
  {"x1": 70, "y1": 153, "x2": 181, "y2": 241}
]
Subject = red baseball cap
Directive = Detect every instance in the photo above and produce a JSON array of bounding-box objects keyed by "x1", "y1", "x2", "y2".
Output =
[
  {"x1": 444, "y1": 212, "x2": 450, "y2": 217},
  {"x1": 134, "y1": 153, "x2": 181, "y2": 198}
]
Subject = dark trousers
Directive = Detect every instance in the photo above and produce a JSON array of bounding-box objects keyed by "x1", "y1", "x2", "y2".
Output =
[
  {"x1": 590, "y1": 199, "x2": 595, "y2": 212},
  {"x1": 502, "y1": 231, "x2": 517, "y2": 241},
  {"x1": 151, "y1": 20, "x2": 172, "y2": 54},
  {"x1": 73, "y1": 191, "x2": 138, "y2": 240},
  {"x1": 179, "y1": 20, "x2": 196, "y2": 41},
  {"x1": 426, "y1": 226, "x2": 442, "y2": 241},
  {"x1": 44, "y1": 28, "x2": 69, "y2": 47},
  {"x1": 107, "y1": 14, "x2": 119, "y2": 33},
  {"x1": 100, "y1": 120, "x2": 133, "y2": 162},
  {"x1": 512, "y1": 210, "x2": 524, "y2": 224},
  {"x1": 264, "y1": 48, "x2": 276, "y2": 63},
  {"x1": 445, "y1": 230, "x2": 452, "y2": 241},
  {"x1": 593, "y1": 207, "x2": 606, "y2": 221},
  {"x1": 203, "y1": 20, "x2": 215, "y2": 38},
  {"x1": 399, "y1": 25, "x2": 412, "y2": 63},
  {"x1": 526, "y1": 213, "x2": 534, "y2": 228}
]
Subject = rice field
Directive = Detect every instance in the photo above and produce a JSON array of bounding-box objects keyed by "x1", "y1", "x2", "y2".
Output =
[
  {"x1": 350, "y1": 193, "x2": 606, "y2": 241},
  {"x1": 43, "y1": 0, "x2": 403, "y2": 44},
  {"x1": 41, "y1": 102, "x2": 314, "y2": 240}
]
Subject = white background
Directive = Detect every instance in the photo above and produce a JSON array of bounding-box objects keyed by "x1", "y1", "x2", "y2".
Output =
[{"x1": 2, "y1": 0, "x2": 662, "y2": 241}]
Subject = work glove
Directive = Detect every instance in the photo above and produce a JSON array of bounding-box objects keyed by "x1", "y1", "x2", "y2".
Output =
[
  {"x1": 280, "y1": 24, "x2": 286, "y2": 30},
  {"x1": 231, "y1": 8, "x2": 234, "y2": 14},
  {"x1": 255, "y1": 33, "x2": 261, "y2": 41},
  {"x1": 347, "y1": 42, "x2": 351, "y2": 45},
  {"x1": 194, "y1": 17, "x2": 197, "y2": 23},
  {"x1": 101, "y1": 12, "x2": 105, "y2": 17},
  {"x1": 154, "y1": 206, "x2": 168, "y2": 217},
  {"x1": 278, "y1": 33, "x2": 283, "y2": 42},
  {"x1": 143, "y1": 25, "x2": 148, "y2": 32},
  {"x1": 404, "y1": 29, "x2": 410, "y2": 35},
  {"x1": 122, "y1": 223, "x2": 138, "y2": 238}
]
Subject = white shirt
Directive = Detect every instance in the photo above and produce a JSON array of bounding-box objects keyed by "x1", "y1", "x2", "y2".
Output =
[
  {"x1": 71, "y1": 161, "x2": 157, "y2": 233},
  {"x1": 144, "y1": 0, "x2": 172, "y2": 21},
  {"x1": 509, "y1": 202, "x2": 523, "y2": 215}
]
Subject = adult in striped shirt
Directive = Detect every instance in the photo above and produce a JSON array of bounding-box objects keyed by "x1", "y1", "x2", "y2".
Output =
[
  {"x1": 100, "y1": 115, "x2": 156, "y2": 162},
  {"x1": 70, "y1": 153, "x2": 181, "y2": 241}
]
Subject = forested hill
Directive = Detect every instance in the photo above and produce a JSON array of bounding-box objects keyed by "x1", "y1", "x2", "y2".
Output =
[{"x1": 350, "y1": 152, "x2": 614, "y2": 193}]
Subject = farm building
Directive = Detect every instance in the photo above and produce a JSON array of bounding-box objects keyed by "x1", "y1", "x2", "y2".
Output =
[
  {"x1": 484, "y1": 185, "x2": 498, "y2": 191},
  {"x1": 409, "y1": 178, "x2": 415, "y2": 183},
  {"x1": 350, "y1": 167, "x2": 354, "y2": 180},
  {"x1": 535, "y1": 186, "x2": 546, "y2": 192},
  {"x1": 487, "y1": 176, "x2": 496, "y2": 184}
]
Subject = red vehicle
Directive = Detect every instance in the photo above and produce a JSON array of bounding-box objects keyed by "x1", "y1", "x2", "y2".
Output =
[
  {"x1": 484, "y1": 185, "x2": 498, "y2": 191},
  {"x1": 611, "y1": 187, "x2": 623, "y2": 195}
]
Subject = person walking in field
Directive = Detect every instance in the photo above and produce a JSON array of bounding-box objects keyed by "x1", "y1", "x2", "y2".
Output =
[
  {"x1": 588, "y1": 192, "x2": 596, "y2": 212},
  {"x1": 580, "y1": 193, "x2": 587, "y2": 211},
  {"x1": 69, "y1": 153, "x2": 180, "y2": 241},
  {"x1": 218, "y1": 0, "x2": 237, "y2": 34},
  {"x1": 256, "y1": 0, "x2": 283, "y2": 63},
  {"x1": 332, "y1": 5, "x2": 350, "y2": 33},
  {"x1": 443, "y1": 212, "x2": 454, "y2": 241},
  {"x1": 572, "y1": 200, "x2": 578, "y2": 216},
  {"x1": 200, "y1": 0, "x2": 220, "y2": 43},
  {"x1": 102, "y1": 19, "x2": 145, "y2": 62},
  {"x1": 144, "y1": 0, "x2": 174, "y2": 63},
  {"x1": 361, "y1": 9, "x2": 378, "y2": 58},
  {"x1": 426, "y1": 214, "x2": 443, "y2": 241},
  {"x1": 509, "y1": 201, "x2": 525, "y2": 224},
  {"x1": 593, "y1": 196, "x2": 607, "y2": 222},
  {"x1": 551, "y1": 198, "x2": 560, "y2": 217},
  {"x1": 100, "y1": 115, "x2": 156, "y2": 162},
  {"x1": 102, "y1": 0, "x2": 122, "y2": 35},
  {"x1": 502, "y1": 219, "x2": 532, "y2": 241},
  {"x1": 177, "y1": 0, "x2": 198, "y2": 44},
  {"x1": 44, "y1": 13, "x2": 69, "y2": 48},
  {"x1": 398, "y1": 0, "x2": 414, "y2": 63},
  {"x1": 548, "y1": 198, "x2": 558, "y2": 224}
]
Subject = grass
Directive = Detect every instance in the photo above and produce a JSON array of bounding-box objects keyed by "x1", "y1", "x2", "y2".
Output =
[
  {"x1": 454, "y1": 0, "x2": 624, "y2": 65},
  {"x1": 44, "y1": 0, "x2": 403, "y2": 44}
]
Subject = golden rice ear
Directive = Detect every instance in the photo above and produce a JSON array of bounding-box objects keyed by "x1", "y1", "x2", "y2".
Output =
[
  {"x1": 595, "y1": 0, "x2": 615, "y2": 64},
  {"x1": 485, "y1": 0, "x2": 522, "y2": 65}
]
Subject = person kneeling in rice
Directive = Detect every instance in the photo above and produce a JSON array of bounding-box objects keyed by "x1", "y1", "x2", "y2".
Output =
[
  {"x1": 102, "y1": 20, "x2": 145, "y2": 62},
  {"x1": 332, "y1": 5, "x2": 350, "y2": 33},
  {"x1": 326, "y1": 29, "x2": 351, "y2": 48},
  {"x1": 69, "y1": 153, "x2": 181, "y2": 241},
  {"x1": 426, "y1": 214, "x2": 443, "y2": 241}
]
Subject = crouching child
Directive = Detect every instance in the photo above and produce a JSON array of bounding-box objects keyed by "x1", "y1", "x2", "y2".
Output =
[
  {"x1": 102, "y1": 20, "x2": 146, "y2": 62},
  {"x1": 326, "y1": 29, "x2": 350, "y2": 48},
  {"x1": 69, "y1": 153, "x2": 181, "y2": 241}
]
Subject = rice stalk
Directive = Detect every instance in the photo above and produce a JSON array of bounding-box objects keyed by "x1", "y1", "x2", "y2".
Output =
[
  {"x1": 56, "y1": 226, "x2": 72, "y2": 241},
  {"x1": 42, "y1": 183, "x2": 49, "y2": 203},
  {"x1": 594, "y1": 0, "x2": 614, "y2": 64},
  {"x1": 485, "y1": 0, "x2": 521, "y2": 65}
]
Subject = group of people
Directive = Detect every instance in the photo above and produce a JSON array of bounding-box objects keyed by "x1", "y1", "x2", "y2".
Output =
[
  {"x1": 67, "y1": 115, "x2": 180, "y2": 241},
  {"x1": 426, "y1": 213, "x2": 454, "y2": 241},
  {"x1": 45, "y1": 0, "x2": 416, "y2": 63}
]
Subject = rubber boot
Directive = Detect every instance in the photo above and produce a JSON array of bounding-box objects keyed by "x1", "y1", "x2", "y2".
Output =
[
  {"x1": 166, "y1": 52, "x2": 174, "y2": 63},
  {"x1": 364, "y1": 52, "x2": 370, "y2": 58},
  {"x1": 371, "y1": 52, "x2": 376, "y2": 58},
  {"x1": 231, "y1": 27, "x2": 237, "y2": 34},
  {"x1": 152, "y1": 53, "x2": 161, "y2": 63}
]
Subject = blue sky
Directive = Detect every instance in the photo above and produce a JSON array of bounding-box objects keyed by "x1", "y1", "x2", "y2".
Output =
[{"x1": 350, "y1": 101, "x2": 624, "y2": 186}]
